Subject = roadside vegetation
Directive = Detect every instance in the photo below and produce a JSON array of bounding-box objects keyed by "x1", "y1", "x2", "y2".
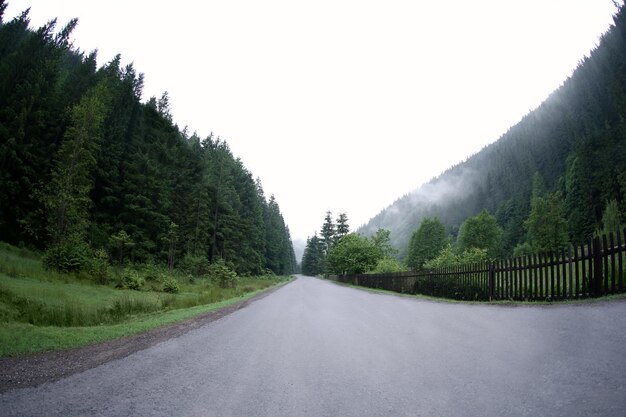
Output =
[
  {"x1": 0, "y1": 242, "x2": 290, "y2": 356},
  {"x1": 0, "y1": 3, "x2": 298, "y2": 356}
]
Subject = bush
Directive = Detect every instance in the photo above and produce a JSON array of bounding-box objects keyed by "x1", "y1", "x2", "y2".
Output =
[
  {"x1": 118, "y1": 268, "x2": 145, "y2": 291},
  {"x1": 87, "y1": 248, "x2": 111, "y2": 284},
  {"x1": 140, "y1": 263, "x2": 165, "y2": 282},
  {"x1": 208, "y1": 259, "x2": 238, "y2": 288},
  {"x1": 162, "y1": 277, "x2": 180, "y2": 293},
  {"x1": 178, "y1": 254, "x2": 211, "y2": 277},
  {"x1": 423, "y1": 244, "x2": 457, "y2": 269},
  {"x1": 327, "y1": 233, "x2": 381, "y2": 275},
  {"x1": 43, "y1": 240, "x2": 89, "y2": 273},
  {"x1": 512, "y1": 242, "x2": 533, "y2": 257},
  {"x1": 371, "y1": 257, "x2": 406, "y2": 273},
  {"x1": 459, "y1": 247, "x2": 489, "y2": 264},
  {"x1": 423, "y1": 245, "x2": 489, "y2": 269}
]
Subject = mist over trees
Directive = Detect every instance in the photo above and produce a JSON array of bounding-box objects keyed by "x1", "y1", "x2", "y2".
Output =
[
  {"x1": 0, "y1": 3, "x2": 296, "y2": 275},
  {"x1": 360, "y1": 4, "x2": 626, "y2": 259}
]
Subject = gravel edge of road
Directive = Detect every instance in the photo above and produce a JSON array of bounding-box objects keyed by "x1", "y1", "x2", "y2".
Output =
[{"x1": 0, "y1": 279, "x2": 293, "y2": 393}]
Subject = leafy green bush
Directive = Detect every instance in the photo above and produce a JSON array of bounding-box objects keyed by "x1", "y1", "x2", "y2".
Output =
[
  {"x1": 42, "y1": 240, "x2": 89, "y2": 273},
  {"x1": 327, "y1": 233, "x2": 381, "y2": 275},
  {"x1": 423, "y1": 244, "x2": 457, "y2": 269},
  {"x1": 512, "y1": 242, "x2": 533, "y2": 257},
  {"x1": 371, "y1": 257, "x2": 406, "y2": 273},
  {"x1": 459, "y1": 247, "x2": 489, "y2": 264},
  {"x1": 162, "y1": 277, "x2": 180, "y2": 293},
  {"x1": 118, "y1": 268, "x2": 145, "y2": 291},
  {"x1": 140, "y1": 263, "x2": 165, "y2": 282},
  {"x1": 87, "y1": 248, "x2": 111, "y2": 284},
  {"x1": 178, "y1": 254, "x2": 211, "y2": 277},
  {"x1": 208, "y1": 259, "x2": 238, "y2": 288},
  {"x1": 423, "y1": 245, "x2": 489, "y2": 269}
]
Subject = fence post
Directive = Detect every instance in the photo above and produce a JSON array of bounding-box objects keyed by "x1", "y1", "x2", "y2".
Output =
[
  {"x1": 488, "y1": 262, "x2": 495, "y2": 301},
  {"x1": 592, "y1": 236, "x2": 602, "y2": 296}
]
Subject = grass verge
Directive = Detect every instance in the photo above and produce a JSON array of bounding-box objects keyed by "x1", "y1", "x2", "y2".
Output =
[
  {"x1": 0, "y1": 281, "x2": 291, "y2": 357},
  {"x1": 0, "y1": 242, "x2": 293, "y2": 356}
]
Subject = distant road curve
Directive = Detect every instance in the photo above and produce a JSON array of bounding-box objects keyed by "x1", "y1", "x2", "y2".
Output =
[{"x1": 2, "y1": 275, "x2": 625, "y2": 417}]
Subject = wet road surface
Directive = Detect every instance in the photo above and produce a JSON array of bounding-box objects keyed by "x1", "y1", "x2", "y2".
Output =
[{"x1": 2, "y1": 275, "x2": 626, "y2": 416}]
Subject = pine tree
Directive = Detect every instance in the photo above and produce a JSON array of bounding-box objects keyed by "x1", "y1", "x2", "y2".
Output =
[
  {"x1": 335, "y1": 212, "x2": 350, "y2": 242},
  {"x1": 45, "y1": 83, "x2": 108, "y2": 246},
  {"x1": 320, "y1": 211, "x2": 336, "y2": 255},
  {"x1": 0, "y1": 13, "x2": 78, "y2": 246},
  {"x1": 301, "y1": 233, "x2": 324, "y2": 276},
  {"x1": 163, "y1": 221, "x2": 179, "y2": 270}
]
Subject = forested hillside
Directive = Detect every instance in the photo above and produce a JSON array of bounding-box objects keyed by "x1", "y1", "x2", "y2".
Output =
[
  {"x1": 0, "y1": 3, "x2": 296, "y2": 275},
  {"x1": 360, "y1": 4, "x2": 626, "y2": 259}
]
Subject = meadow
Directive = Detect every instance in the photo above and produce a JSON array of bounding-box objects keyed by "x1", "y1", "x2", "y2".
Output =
[{"x1": 0, "y1": 243, "x2": 289, "y2": 356}]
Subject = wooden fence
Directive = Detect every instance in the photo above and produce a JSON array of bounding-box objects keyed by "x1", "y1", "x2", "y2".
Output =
[{"x1": 327, "y1": 229, "x2": 626, "y2": 301}]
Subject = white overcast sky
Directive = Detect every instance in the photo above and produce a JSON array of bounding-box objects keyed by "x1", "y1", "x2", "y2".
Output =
[{"x1": 6, "y1": 0, "x2": 619, "y2": 249}]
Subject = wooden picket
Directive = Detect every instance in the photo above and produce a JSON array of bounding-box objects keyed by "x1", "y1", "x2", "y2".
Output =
[{"x1": 328, "y1": 229, "x2": 626, "y2": 301}]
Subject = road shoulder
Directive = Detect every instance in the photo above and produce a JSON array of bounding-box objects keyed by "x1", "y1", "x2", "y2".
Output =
[{"x1": 0, "y1": 280, "x2": 292, "y2": 393}]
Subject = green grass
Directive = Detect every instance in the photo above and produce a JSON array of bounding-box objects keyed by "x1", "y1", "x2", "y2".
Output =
[
  {"x1": 0, "y1": 242, "x2": 291, "y2": 356},
  {"x1": 0, "y1": 285, "x2": 285, "y2": 356}
]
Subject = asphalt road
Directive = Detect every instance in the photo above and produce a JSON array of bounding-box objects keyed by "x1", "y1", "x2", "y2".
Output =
[{"x1": 2, "y1": 275, "x2": 626, "y2": 416}]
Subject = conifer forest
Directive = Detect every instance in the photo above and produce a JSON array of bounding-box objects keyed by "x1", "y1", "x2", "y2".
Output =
[{"x1": 0, "y1": 2, "x2": 296, "y2": 275}]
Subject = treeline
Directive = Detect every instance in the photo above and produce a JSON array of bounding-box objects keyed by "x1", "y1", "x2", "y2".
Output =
[
  {"x1": 360, "y1": 4, "x2": 626, "y2": 259},
  {"x1": 301, "y1": 211, "x2": 404, "y2": 276},
  {"x1": 403, "y1": 173, "x2": 625, "y2": 271},
  {"x1": 0, "y1": 3, "x2": 296, "y2": 275}
]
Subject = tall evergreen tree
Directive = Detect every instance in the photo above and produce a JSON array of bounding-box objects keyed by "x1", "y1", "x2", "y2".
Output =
[
  {"x1": 45, "y1": 83, "x2": 107, "y2": 246},
  {"x1": 0, "y1": 12, "x2": 77, "y2": 246},
  {"x1": 301, "y1": 233, "x2": 324, "y2": 276},
  {"x1": 336, "y1": 212, "x2": 350, "y2": 241},
  {"x1": 320, "y1": 210, "x2": 336, "y2": 254}
]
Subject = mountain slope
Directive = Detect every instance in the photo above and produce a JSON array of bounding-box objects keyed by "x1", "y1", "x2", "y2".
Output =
[{"x1": 360, "y1": 5, "x2": 626, "y2": 258}]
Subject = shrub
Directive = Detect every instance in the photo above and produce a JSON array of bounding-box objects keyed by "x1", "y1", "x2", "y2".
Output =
[
  {"x1": 423, "y1": 244, "x2": 458, "y2": 269},
  {"x1": 162, "y1": 277, "x2": 180, "y2": 293},
  {"x1": 178, "y1": 254, "x2": 211, "y2": 277},
  {"x1": 42, "y1": 240, "x2": 89, "y2": 273},
  {"x1": 141, "y1": 263, "x2": 165, "y2": 282},
  {"x1": 371, "y1": 257, "x2": 406, "y2": 273},
  {"x1": 327, "y1": 233, "x2": 381, "y2": 275},
  {"x1": 459, "y1": 247, "x2": 489, "y2": 264},
  {"x1": 512, "y1": 242, "x2": 533, "y2": 257},
  {"x1": 208, "y1": 259, "x2": 238, "y2": 288},
  {"x1": 423, "y1": 245, "x2": 489, "y2": 269},
  {"x1": 88, "y1": 248, "x2": 111, "y2": 284},
  {"x1": 118, "y1": 268, "x2": 145, "y2": 291}
]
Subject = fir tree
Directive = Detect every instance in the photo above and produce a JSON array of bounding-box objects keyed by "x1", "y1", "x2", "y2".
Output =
[{"x1": 336, "y1": 212, "x2": 350, "y2": 241}]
